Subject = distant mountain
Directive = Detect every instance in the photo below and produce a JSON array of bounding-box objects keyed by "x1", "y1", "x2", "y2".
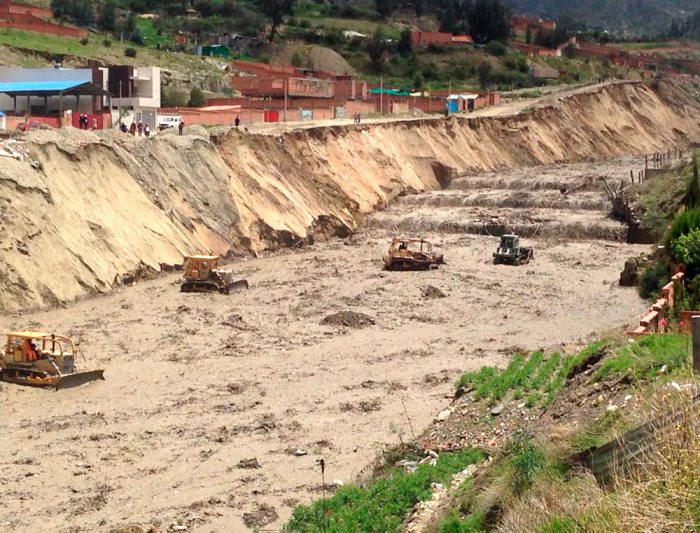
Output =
[{"x1": 504, "y1": 0, "x2": 697, "y2": 37}]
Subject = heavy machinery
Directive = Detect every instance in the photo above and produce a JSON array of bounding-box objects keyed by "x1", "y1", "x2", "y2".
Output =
[
  {"x1": 383, "y1": 238, "x2": 444, "y2": 271},
  {"x1": 1, "y1": 332, "x2": 105, "y2": 389},
  {"x1": 180, "y1": 255, "x2": 249, "y2": 294},
  {"x1": 493, "y1": 234, "x2": 534, "y2": 265}
]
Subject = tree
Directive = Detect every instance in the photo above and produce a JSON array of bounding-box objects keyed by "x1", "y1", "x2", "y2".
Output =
[
  {"x1": 367, "y1": 28, "x2": 386, "y2": 69},
  {"x1": 130, "y1": 26, "x2": 144, "y2": 46},
  {"x1": 563, "y1": 42, "x2": 576, "y2": 59},
  {"x1": 258, "y1": 0, "x2": 294, "y2": 43},
  {"x1": 414, "y1": 0, "x2": 423, "y2": 18},
  {"x1": 189, "y1": 87, "x2": 205, "y2": 107},
  {"x1": 51, "y1": 0, "x2": 94, "y2": 26},
  {"x1": 467, "y1": 0, "x2": 510, "y2": 44},
  {"x1": 375, "y1": 0, "x2": 393, "y2": 20},
  {"x1": 477, "y1": 61, "x2": 492, "y2": 89},
  {"x1": 98, "y1": 1, "x2": 116, "y2": 32},
  {"x1": 398, "y1": 28, "x2": 412, "y2": 58},
  {"x1": 525, "y1": 26, "x2": 532, "y2": 44},
  {"x1": 413, "y1": 73, "x2": 424, "y2": 91}
]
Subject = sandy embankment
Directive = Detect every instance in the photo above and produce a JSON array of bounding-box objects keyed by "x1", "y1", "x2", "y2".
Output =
[{"x1": 0, "y1": 80, "x2": 698, "y2": 311}]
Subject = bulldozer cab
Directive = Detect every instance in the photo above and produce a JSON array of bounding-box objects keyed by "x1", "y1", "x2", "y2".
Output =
[
  {"x1": 1, "y1": 331, "x2": 104, "y2": 389},
  {"x1": 498, "y1": 235, "x2": 519, "y2": 253},
  {"x1": 3, "y1": 331, "x2": 75, "y2": 372},
  {"x1": 389, "y1": 238, "x2": 433, "y2": 256},
  {"x1": 184, "y1": 255, "x2": 220, "y2": 282}
]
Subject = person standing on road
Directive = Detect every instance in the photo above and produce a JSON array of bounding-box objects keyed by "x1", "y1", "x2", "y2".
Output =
[
  {"x1": 92, "y1": 117, "x2": 98, "y2": 130},
  {"x1": 130, "y1": 122, "x2": 137, "y2": 136},
  {"x1": 137, "y1": 121, "x2": 143, "y2": 136},
  {"x1": 234, "y1": 115, "x2": 240, "y2": 129},
  {"x1": 178, "y1": 120, "x2": 184, "y2": 135},
  {"x1": 144, "y1": 124, "x2": 151, "y2": 137}
]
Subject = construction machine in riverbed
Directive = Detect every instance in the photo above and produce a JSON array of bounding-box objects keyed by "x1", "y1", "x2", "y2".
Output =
[
  {"x1": 383, "y1": 238, "x2": 444, "y2": 271},
  {"x1": 180, "y1": 255, "x2": 249, "y2": 294},
  {"x1": 493, "y1": 234, "x2": 533, "y2": 265},
  {"x1": 1, "y1": 332, "x2": 104, "y2": 389}
]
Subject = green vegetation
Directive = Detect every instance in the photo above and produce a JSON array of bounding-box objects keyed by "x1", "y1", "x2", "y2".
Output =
[
  {"x1": 638, "y1": 261, "x2": 670, "y2": 299},
  {"x1": 436, "y1": 434, "x2": 563, "y2": 532},
  {"x1": 457, "y1": 348, "x2": 579, "y2": 409},
  {"x1": 592, "y1": 333, "x2": 690, "y2": 382},
  {"x1": 573, "y1": 408, "x2": 623, "y2": 451},
  {"x1": 284, "y1": 448, "x2": 483, "y2": 532},
  {"x1": 506, "y1": 434, "x2": 548, "y2": 495},
  {"x1": 635, "y1": 156, "x2": 700, "y2": 303}
]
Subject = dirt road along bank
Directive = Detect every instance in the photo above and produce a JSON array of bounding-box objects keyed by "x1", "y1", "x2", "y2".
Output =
[
  {"x1": 1, "y1": 80, "x2": 699, "y2": 311},
  {"x1": 0, "y1": 153, "x2": 650, "y2": 531}
]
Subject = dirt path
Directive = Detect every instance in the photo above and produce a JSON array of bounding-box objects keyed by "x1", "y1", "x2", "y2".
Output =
[
  {"x1": 243, "y1": 81, "x2": 619, "y2": 134},
  {"x1": 0, "y1": 157, "x2": 649, "y2": 532}
]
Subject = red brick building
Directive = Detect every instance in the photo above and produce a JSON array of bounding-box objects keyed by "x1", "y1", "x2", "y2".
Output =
[
  {"x1": 0, "y1": 0, "x2": 87, "y2": 38},
  {"x1": 411, "y1": 32, "x2": 473, "y2": 47}
]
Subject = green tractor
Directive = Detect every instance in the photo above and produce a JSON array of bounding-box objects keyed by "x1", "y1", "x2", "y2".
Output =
[{"x1": 493, "y1": 234, "x2": 533, "y2": 265}]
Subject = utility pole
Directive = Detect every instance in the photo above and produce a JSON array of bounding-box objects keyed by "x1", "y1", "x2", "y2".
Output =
[
  {"x1": 380, "y1": 76, "x2": 383, "y2": 115},
  {"x1": 284, "y1": 78, "x2": 288, "y2": 123}
]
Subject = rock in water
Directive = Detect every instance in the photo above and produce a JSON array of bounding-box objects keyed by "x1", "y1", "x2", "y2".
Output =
[
  {"x1": 422, "y1": 285, "x2": 446, "y2": 298},
  {"x1": 321, "y1": 311, "x2": 375, "y2": 328}
]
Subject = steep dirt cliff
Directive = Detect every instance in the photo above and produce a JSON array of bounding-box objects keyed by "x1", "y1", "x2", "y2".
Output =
[{"x1": 1, "y1": 81, "x2": 699, "y2": 311}]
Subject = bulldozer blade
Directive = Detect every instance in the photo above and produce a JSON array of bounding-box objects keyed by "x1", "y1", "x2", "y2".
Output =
[
  {"x1": 229, "y1": 279, "x2": 249, "y2": 292},
  {"x1": 55, "y1": 370, "x2": 105, "y2": 390}
]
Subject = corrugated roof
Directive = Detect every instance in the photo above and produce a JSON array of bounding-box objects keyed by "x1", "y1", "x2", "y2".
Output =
[{"x1": 0, "y1": 80, "x2": 86, "y2": 93}]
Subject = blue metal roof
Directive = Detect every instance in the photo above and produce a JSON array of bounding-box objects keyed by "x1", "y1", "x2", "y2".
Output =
[{"x1": 0, "y1": 80, "x2": 87, "y2": 93}]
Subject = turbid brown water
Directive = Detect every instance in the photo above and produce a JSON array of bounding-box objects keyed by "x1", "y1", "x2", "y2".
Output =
[{"x1": 0, "y1": 155, "x2": 653, "y2": 532}]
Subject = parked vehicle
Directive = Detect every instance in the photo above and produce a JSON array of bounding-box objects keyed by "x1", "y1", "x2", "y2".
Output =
[{"x1": 157, "y1": 114, "x2": 183, "y2": 130}]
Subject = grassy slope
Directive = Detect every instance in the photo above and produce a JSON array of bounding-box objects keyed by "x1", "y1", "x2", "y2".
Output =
[
  {"x1": 437, "y1": 333, "x2": 698, "y2": 532},
  {"x1": 284, "y1": 448, "x2": 483, "y2": 532},
  {"x1": 0, "y1": 27, "x2": 228, "y2": 85}
]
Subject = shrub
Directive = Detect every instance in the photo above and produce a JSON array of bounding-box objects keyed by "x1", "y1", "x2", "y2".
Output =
[
  {"x1": 667, "y1": 208, "x2": 700, "y2": 254},
  {"x1": 637, "y1": 261, "x2": 670, "y2": 299},
  {"x1": 188, "y1": 87, "x2": 205, "y2": 107},
  {"x1": 672, "y1": 229, "x2": 700, "y2": 277},
  {"x1": 290, "y1": 50, "x2": 303, "y2": 67},
  {"x1": 80, "y1": 37, "x2": 88, "y2": 45},
  {"x1": 323, "y1": 27, "x2": 346, "y2": 46},
  {"x1": 161, "y1": 85, "x2": 188, "y2": 107},
  {"x1": 124, "y1": 47, "x2": 137, "y2": 58},
  {"x1": 506, "y1": 434, "x2": 546, "y2": 495},
  {"x1": 102, "y1": 39, "x2": 111, "y2": 47},
  {"x1": 427, "y1": 42, "x2": 447, "y2": 54},
  {"x1": 485, "y1": 40, "x2": 506, "y2": 56}
]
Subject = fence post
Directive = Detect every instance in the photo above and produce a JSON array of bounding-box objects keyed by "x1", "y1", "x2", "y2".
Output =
[{"x1": 692, "y1": 315, "x2": 700, "y2": 375}]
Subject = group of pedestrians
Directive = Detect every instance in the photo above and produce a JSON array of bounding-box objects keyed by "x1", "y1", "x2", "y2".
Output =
[
  {"x1": 119, "y1": 121, "x2": 150, "y2": 136},
  {"x1": 353, "y1": 112, "x2": 362, "y2": 124}
]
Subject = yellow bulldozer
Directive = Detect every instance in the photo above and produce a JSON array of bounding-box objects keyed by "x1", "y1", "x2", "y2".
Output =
[
  {"x1": 1, "y1": 331, "x2": 105, "y2": 389},
  {"x1": 180, "y1": 255, "x2": 249, "y2": 294}
]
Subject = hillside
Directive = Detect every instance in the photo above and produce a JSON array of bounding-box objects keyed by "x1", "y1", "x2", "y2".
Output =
[{"x1": 506, "y1": 0, "x2": 697, "y2": 37}]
